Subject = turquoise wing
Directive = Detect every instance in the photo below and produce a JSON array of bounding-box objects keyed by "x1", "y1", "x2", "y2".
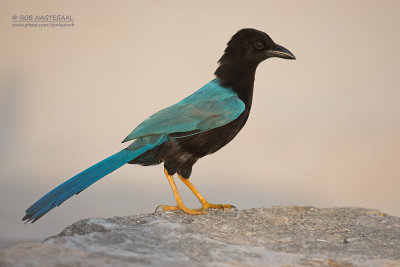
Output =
[{"x1": 123, "y1": 79, "x2": 245, "y2": 142}]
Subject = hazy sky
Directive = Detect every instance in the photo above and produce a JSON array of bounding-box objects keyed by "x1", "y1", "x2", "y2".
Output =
[{"x1": 1, "y1": 0, "x2": 399, "y2": 243}]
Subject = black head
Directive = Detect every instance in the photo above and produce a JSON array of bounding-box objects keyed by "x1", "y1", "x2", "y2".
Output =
[
  {"x1": 215, "y1": 29, "x2": 295, "y2": 106},
  {"x1": 218, "y1": 28, "x2": 295, "y2": 66}
]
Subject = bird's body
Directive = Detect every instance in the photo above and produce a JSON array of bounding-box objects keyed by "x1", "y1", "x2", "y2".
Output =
[
  {"x1": 23, "y1": 28, "x2": 295, "y2": 223},
  {"x1": 130, "y1": 78, "x2": 252, "y2": 178}
]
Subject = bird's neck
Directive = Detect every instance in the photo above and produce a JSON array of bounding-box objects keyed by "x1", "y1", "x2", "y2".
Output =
[{"x1": 214, "y1": 61, "x2": 257, "y2": 108}]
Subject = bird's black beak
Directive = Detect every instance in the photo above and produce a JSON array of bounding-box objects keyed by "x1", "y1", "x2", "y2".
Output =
[{"x1": 267, "y1": 44, "x2": 296, "y2": 60}]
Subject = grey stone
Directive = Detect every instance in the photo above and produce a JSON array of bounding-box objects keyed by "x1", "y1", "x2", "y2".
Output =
[{"x1": 1, "y1": 206, "x2": 399, "y2": 266}]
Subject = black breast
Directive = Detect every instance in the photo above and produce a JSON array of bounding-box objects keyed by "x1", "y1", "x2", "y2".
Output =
[{"x1": 176, "y1": 109, "x2": 250, "y2": 157}]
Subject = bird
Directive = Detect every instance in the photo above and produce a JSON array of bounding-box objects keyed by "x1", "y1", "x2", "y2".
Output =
[{"x1": 23, "y1": 28, "x2": 295, "y2": 223}]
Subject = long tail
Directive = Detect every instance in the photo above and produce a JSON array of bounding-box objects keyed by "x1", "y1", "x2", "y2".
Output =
[{"x1": 23, "y1": 136, "x2": 166, "y2": 223}]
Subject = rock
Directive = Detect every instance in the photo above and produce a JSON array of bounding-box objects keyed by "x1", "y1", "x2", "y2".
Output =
[
  {"x1": 1, "y1": 206, "x2": 399, "y2": 266},
  {"x1": 0, "y1": 242, "x2": 129, "y2": 267}
]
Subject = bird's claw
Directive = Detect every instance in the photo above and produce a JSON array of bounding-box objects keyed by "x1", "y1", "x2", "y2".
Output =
[
  {"x1": 200, "y1": 203, "x2": 237, "y2": 211},
  {"x1": 154, "y1": 204, "x2": 206, "y2": 215},
  {"x1": 155, "y1": 205, "x2": 163, "y2": 213},
  {"x1": 231, "y1": 205, "x2": 238, "y2": 211}
]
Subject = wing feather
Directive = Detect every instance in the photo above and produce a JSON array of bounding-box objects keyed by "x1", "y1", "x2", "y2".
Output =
[{"x1": 123, "y1": 79, "x2": 245, "y2": 142}]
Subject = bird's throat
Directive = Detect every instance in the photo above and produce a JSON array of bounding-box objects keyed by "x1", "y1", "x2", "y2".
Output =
[{"x1": 214, "y1": 61, "x2": 257, "y2": 108}]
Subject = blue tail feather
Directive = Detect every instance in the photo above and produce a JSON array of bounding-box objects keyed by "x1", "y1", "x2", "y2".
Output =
[{"x1": 23, "y1": 136, "x2": 167, "y2": 223}]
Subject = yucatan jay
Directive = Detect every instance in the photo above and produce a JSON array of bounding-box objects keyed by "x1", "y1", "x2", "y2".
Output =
[{"x1": 23, "y1": 28, "x2": 295, "y2": 223}]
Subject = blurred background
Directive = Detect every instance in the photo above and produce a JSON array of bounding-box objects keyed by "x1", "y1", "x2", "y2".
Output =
[{"x1": 1, "y1": 0, "x2": 399, "y2": 249}]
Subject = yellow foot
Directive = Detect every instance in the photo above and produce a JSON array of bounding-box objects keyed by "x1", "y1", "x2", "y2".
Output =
[
  {"x1": 155, "y1": 205, "x2": 206, "y2": 215},
  {"x1": 200, "y1": 202, "x2": 237, "y2": 211}
]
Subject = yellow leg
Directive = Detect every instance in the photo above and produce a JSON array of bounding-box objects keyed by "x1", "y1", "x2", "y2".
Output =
[
  {"x1": 178, "y1": 174, "x2": 236, "y2": 211},
  {"x1": 157, "y1": 168, "x2": 205, "y2": 215}
]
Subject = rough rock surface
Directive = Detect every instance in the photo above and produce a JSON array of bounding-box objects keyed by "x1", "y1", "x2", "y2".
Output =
[{"x1": 1, "y1": 206, "x2": 399, "y2": 266}]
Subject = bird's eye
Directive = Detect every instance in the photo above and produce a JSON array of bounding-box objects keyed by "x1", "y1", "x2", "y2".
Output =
[{"x1": 254, "y1": 41, "x2": 264, "y2": 50}]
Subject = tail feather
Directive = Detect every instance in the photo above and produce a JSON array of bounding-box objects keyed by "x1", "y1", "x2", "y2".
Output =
[
  {"x1": 23, "y1": 149, "x2": 134, "y2": 223},
  {"x1": 23, "y1": 135, "x2": 167, "y2": 223}
]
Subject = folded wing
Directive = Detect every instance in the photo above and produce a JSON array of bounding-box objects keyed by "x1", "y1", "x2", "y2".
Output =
[{"x1": 123, "y1": 79, "x2": 245, "y2": 142}]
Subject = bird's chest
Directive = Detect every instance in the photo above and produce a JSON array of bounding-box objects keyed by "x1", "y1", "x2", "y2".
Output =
[{"x1": 176, "y1": 110, "x2": 250, "y2": 158}]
